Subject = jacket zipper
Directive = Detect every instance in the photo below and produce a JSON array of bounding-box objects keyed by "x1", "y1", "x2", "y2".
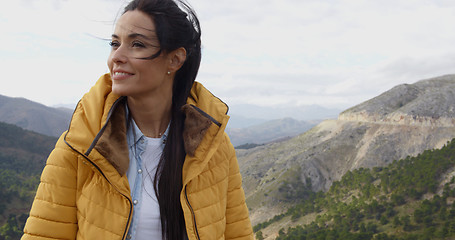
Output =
[
  {"x1": 64, "y1": 96, "x2": 132, "y2": 239},
  {"x1": 64, "y1": 140, "x2": 133, "y2": 240},
  {"x1": 184, "y1": 186, "x2": 200, "y2": 240}
]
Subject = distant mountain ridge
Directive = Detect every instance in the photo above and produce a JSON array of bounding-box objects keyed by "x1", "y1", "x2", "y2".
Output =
[
  {"x1": 227, "y1": 118, "x2": 318, "y2": 147},
  {"x1": 0, "y1": 94, "x2": 73, "y2": 137},
  {"x1": 229, "y1": 103, "x2": 341, "y2": 122},
  {"x1": 0, "y1": 94, "x2": 328, "y2": 145},
  {"x1": 238, "y1": 74, "x2": 455, "y2": 226}
]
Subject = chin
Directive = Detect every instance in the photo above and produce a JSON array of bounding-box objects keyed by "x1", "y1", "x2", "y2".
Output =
[{"x1": 111, "y1": 85, "x2": 128, "y2": 96}]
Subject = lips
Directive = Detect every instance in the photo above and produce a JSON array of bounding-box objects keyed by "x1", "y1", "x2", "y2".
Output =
[
  {"x1": 112, "y1": 70, "x2": 134, "y2": 80},
  {"x1": 114, "y1": 72, "x2": 132, "y2": 76}
]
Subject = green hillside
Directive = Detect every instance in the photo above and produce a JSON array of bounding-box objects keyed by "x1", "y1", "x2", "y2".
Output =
[
  {"x1": 254, "y1": 138, "x2": 455, "y2": 240},
  {"x1": 0, "y1": 122, "x2": 57, "y2": 239}
]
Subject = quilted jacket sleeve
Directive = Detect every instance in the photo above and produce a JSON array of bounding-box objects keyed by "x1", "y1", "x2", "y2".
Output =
[
  {"x1": 21, "y1": 134, "x2": 78, "y2": 239},
  {"x1": 224, "y1": 142, "x2": 254, "y2": 239}
]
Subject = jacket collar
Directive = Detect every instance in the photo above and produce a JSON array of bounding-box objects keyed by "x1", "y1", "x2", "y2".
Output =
[
  {"x1": 92, "y1": 100, "x2": 217, "y2": 176},
  {"x1": 64, "y1": 74, "x2": 228, "y2": 177}
]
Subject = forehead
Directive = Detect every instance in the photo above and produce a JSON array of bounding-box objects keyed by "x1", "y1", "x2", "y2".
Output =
[{"x1": 114, "y1": 10, "x2": 156, "y2": 36}]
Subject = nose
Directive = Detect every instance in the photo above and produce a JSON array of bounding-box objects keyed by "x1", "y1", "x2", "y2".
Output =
[{"x1": 110, "y1": 46, "x2": 128, "y2": 64}]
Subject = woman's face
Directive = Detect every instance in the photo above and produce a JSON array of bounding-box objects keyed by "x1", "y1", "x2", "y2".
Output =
[{"x1": 107, "y1": 10, "x2": 173, "y2": 99}]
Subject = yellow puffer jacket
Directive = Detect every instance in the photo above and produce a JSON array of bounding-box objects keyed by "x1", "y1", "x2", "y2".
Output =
[{"x1": 22, "y1": 74, "x2": 253, "y2": 240}]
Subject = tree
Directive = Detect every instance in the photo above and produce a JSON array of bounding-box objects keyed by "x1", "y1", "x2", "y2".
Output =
[
  {"x1": 380, "y1": 215, "x2": 389, "y2": 225},
  {"x1": 392, "y1": 216, "x2": 401, "y2": 228},
  {"x1": 391, "y1": 193, "x2": 405, "y2": 206},
  {"x1": 423, "y1": 216, "x2": 433, "y2": 228},
  {"x1": 439, "y1": 206, "x2": 448, "y2": 221},
  {"x1": 366, "y1": 222, "x2": 378, "y2": 234},
  {"x1": 360, "y1": 223, "x2": 366, "y2": 233},
  {"x1": 414, "y1": 209, "x2": 424, "y2": 223},
  {"x1": 402, "y1": 216, "x2": 412, "y2": 231},
  {"x1": 0, "y1": 214, "x2": 22, "y2": 240},
  {"x1": 255, "y1": 231, "x2": 264, "y2": 240}
]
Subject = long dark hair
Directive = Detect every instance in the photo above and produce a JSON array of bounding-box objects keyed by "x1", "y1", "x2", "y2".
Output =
[{"x1": 123, "y1": 0, "x2": 201, "y2": 239}]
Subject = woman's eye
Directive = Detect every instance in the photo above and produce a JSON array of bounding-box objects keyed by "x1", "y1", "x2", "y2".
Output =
[
  {"x1": 132, "y1": 41, "x2": 146, "y2": 48},
  {"x1": 109, "y1": 41, "x2": 120, "y2": 48}
]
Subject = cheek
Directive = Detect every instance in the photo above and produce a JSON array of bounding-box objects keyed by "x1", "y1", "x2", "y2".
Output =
[{"x1": 107, "y1": 56, "x2": 113, "y2": 72}]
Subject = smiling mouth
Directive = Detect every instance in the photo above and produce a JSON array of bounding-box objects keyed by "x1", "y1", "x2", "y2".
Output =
[{"x1": 113, "y1": 72, "x2": 133, "y2": 76}]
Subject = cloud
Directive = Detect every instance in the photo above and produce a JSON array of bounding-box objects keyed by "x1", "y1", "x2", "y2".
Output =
[
  {"x1": 1, "y1": 0, "x2": 455, "y2": 111},
  {"x1": 376, "y1": 53, "x2": 455, "y2": 85},
  {"x1": 193, "y1": 0, "x2": 455, "y2": 109},
  {"x1": 0, "y1": 0, "x2": 125, "y2": 105}
]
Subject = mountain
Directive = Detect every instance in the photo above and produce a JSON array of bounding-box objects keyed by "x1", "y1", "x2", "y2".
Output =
[
  {"x1": 0, "y1": 94, "x2": 73, "y2": 137},
  {"x1": 0, "y1": 94, "x2": 324, "y2": 148},
  {"x1": 227, "y1": 118, "x2": 318, "y2": 147},
  {"x1": 339, "y1": 74, "x2": 455, "y2": 124},
  {"x1": 255, "y1": 139, "x2": 455, "y2": 239},
  {"x1": 229, "y1": 103, "x2": 341, "y2": 122},
  {"x1": 226, "y1": 114, "x2": 269, "y2": 129},
  {"x1": 238, "y1": 74, "x2": 455, "y2": 226},
  {"x1": 0, "y1": 121, "x2": 57, "y2": 238}
]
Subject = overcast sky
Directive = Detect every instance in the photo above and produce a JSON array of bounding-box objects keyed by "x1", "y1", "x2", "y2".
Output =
[{"x1": 1, "y1": 0, "x2": 454, "y2": 111}]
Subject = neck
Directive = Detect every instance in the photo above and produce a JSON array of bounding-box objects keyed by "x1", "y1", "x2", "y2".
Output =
[{"x1": 127, "y1": 95, "x2": 172, "y2": 138}]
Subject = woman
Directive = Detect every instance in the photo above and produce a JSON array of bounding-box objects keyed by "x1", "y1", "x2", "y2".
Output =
[{"x1": 21, "y1": 0, "x2": 253, "y2": 239}]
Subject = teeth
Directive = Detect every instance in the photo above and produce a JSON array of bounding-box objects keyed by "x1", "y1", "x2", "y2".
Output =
[{"x1": 114, "y1": 72, "x2": 131, "y2": 76}]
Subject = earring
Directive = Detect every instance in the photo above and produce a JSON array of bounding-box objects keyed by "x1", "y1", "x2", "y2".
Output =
[{"x1": 167, "y1": 71, "x2": 171, "y2": 75}]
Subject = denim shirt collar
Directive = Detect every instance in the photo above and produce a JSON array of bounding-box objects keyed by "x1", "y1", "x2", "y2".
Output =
[
  {"x1": 125, "y1": 104, "x2": 170, "y2": 149},
  {"x1": 126, "y1": 105, "x2": 146, "y2": 149}
]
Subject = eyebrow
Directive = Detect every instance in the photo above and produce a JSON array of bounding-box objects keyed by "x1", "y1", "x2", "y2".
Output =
[{"x1": 111, "y1": 33, "x2": 153, "y2": 40}]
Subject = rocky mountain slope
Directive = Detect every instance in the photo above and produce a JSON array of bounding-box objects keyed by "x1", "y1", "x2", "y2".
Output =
[
  {"x1": 0, "y1": 95, "x2": 73, "y2": 137},
  {"x1": 256, "y1": 140, "x2": 455, "y2": 239},
  {"x1": 339, "y1": 74, "x2": 455, "y2": 126},
  {"x1": 238, "y1": 74, "x2": 455, "y2": 225}
]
